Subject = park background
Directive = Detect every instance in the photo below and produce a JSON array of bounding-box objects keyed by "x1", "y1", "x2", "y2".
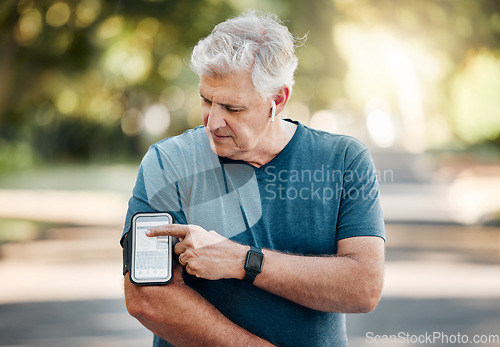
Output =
[{"x1": 0, "y1": 0, "x2": 499, "y2": 346}]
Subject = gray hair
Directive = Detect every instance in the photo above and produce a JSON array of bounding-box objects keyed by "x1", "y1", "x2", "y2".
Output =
[{"x1": 190, "y1": 10, "x2": 303, "y2": 99}]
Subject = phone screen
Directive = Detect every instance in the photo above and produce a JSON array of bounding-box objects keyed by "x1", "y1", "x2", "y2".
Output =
[{"x1": 131, "y1": 213, "x2": 173, "y2": 284}]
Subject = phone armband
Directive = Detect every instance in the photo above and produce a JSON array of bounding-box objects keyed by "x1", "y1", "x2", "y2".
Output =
[{"x1": 122, "y1": 212, "x2": 175, "y2": 286}]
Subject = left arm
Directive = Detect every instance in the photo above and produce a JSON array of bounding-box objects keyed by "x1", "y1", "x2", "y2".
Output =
[
  {"x1": 148, "y1": 225, "x2": 384, "y2": 313},
  {"x1": 253, "y1": 236, "x2": 384, "y2": 313}
]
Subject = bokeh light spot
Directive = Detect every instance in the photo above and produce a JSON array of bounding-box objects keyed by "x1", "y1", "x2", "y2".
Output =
[
  {"x1": 55, "y1": 90, "x2": 79, "y2": 115},
  {"x1": 15, "y1": 8, "x2": 42, "y2": 46},
  {"x1": 144, "y1": 104, "x2": 171, "y2": 137},
  {"x1": 46, "y1": 2, "x2": 71, "y2": 28},
  {"x1": 104, "y1": 43, "x2": 152, "y2": 83},
  {"x1": 121, "y1": 108, "x2": 144, "y2": 136},
  {"x1": 158, "y1": 55, "x2": 183, "y2": 80},
  {"x1": 160, "y1": 86, "x2": 185, "y2": 112},
  {"x1": 121, "y1": 49, "x2": 152, "y2": 83},
  {"x1": 76, "y1": 0, "x2": 101, "y2": 28},
  {"x1": 97, "y1": 15, "x2": 124, "y2": 40},
  {"x1": 136, "y1": 17, "x2": 160, "y2": 39}
]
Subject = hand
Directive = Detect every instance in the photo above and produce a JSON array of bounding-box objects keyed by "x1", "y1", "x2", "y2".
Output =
[{"x1": 147, "y1": 224, "x2": 248, "y2": 280}]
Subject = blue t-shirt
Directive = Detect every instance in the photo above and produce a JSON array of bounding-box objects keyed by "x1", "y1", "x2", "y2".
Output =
[{"x1": 123, "y1": 120, "x2": 385, "y2": 346}]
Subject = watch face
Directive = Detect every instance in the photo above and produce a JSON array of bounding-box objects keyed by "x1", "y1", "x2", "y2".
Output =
[{"x1": 246, "y1": 252, "x2": 264, "y2": 272}]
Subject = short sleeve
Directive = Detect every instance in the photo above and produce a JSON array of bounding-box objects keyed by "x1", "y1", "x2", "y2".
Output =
[
  {"x1": 335, "y1": 146, "x2": 385, "y2": 241},
  {"x1": 121, "y1": 145, "x2": 187, "y2": 243}
]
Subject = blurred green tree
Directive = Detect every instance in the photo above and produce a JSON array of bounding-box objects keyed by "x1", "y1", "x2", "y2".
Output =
[
  {"x1": 0, "y1": 0, "x2": 240, "y2": 168},
  {"x1": 0, "y1": 0, "x2": 499, "y2": 171}
]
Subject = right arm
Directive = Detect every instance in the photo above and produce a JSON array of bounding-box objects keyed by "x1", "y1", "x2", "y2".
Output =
[
  {"x1": 124, "y1": 265, "x2": 273, "y2": 346},
  {"x1": 124, "y1": 146, "x2": 272, "y2": 345}
]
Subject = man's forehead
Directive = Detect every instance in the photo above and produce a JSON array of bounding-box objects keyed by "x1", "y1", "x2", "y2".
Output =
[{"x1": 198, "y1": 72, "x2": 258, "y2": 103}]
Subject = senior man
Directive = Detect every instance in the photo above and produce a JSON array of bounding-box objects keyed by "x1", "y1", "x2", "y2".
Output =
[{"x1": 123, "y1": 10, "x2": 385, "y2": 346}]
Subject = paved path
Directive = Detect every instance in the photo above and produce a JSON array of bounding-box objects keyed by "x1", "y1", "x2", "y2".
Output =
[
  {"x1": 1, "y1": 161, "x2": 499, "y2": 346},
  {"x1": 0, "y1": 223, "x2": 499, "y2": 346}
]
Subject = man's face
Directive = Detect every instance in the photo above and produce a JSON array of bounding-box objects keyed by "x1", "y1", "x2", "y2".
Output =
[{"x1": 199, "y1": 70, "x2": 271, "y2": 163}]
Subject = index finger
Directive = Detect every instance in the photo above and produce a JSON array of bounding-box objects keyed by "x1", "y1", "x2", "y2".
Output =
[{"x1": 147, "y1": 224, "x2": 190, "y2": 239}]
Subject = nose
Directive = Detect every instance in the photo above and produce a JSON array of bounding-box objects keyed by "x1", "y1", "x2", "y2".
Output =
[{"x1": 206, "y1": 105, "x2": 226, "y2": 131}]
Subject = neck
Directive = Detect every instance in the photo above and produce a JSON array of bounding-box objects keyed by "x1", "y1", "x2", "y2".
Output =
[{"x1": 245, "y1": 119, "x2": 297, "y2": 168}]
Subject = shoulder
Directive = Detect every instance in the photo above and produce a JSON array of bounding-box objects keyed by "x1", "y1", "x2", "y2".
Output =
[
  {"x1": 298, "y1": 123, "x2": 370, "y2": 163},
  {"x1": 152, "y1": 126, "x2": 207, "y2": 157},
  {"x1": 140, "y1": 126, "x2": 221, "y2": 182},
  {"x1": 141, "y1": 126, "x2": 207, "y2": 163},
  {"x1": 138, "y1": 126, "x2": 212, "y2": 181}
]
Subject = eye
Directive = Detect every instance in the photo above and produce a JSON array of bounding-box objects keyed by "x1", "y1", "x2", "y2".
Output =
[
  {"x1": 226, "y1": 106, "x2": 242, "y2": 113},
  {"x1": 201, "y1": 97, "x2": 211, "y2": 105}
]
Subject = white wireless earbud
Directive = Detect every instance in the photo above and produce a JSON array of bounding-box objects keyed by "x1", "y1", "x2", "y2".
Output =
[{"x1": 271, "y1": 100, "x2": 276, "y2": 122}]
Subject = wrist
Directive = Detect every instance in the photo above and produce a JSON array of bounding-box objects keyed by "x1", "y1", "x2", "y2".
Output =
[{"x1": 231, "y1": 244, "x2": 250, "y2": 280}]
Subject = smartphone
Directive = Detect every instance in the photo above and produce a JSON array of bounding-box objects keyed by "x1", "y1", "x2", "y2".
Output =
[{"x1": 130, "y1": 212, "x2": 174, "y2": 285}]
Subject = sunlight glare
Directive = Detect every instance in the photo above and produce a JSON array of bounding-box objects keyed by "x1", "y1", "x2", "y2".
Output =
[{"x1": 366, "y1": 110, "x2": 396, "y2": 148}]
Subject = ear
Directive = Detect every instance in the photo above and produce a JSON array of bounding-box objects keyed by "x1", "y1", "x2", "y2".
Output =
[{"x1": 273, "y1": 86, "x2": 291, "y2": 116}]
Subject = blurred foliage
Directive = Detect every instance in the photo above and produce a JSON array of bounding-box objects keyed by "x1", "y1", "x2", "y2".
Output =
[
  {"x1": 0, "y1": 0, "x2": 242, "y2": 170},
  {"x1": 330, "y1": 0, "x2": 500, "y2": 151},
  {"x1": 0, "y1": 0, "x2": 499, "y2": 172}
]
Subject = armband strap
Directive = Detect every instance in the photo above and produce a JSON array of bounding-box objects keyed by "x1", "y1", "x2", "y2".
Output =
[{"x1": 121, "y1": 231, "x2": 131, "y2": 276}]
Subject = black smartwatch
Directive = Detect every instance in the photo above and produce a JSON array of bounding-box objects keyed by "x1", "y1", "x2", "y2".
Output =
[{"x1": 243, "y1": 246, "x2": 264, "y2": 283}]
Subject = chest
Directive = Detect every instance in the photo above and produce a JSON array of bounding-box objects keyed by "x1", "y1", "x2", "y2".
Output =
[{"x1": 182, "y1": 162, "x2": 342, "y2": 255}]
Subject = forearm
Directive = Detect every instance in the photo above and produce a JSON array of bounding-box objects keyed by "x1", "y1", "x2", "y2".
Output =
[
  {"x1": 124, "y1": 272, "x2": 272, "y2": 346},
  {"x1": 148, "y1": 225, "x2": 385, "y2": 315},
  {"x1": 253, "y1": 237, "x2": 385, "y2": 313},
  {"x1": 253, "y1": 253, "x2": 377, "y2": 313}
]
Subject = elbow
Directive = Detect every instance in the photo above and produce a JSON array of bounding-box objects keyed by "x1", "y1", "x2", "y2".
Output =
[
  {"x1": 337, "y1": 271, "x2": 383, "y2": 313},
  {"x1": 125, "y1": 292, "x2": 167, "y2": 325},
  {"x1": 125, "y1": 290, "x2": 151, "y2": 322},
  {"x1": 320, "y1": 283, "x2": 382, "y2": 313},
  {"x1": 126, "y1": 298, "x2": 146, "y2": 321},
  {"x1": 354, "y1": 292, "x2": 381, "y2": 313},
  {"x1": 124, "y1": 279, "x2": 159, "y2": 323},
  {"x1": 350, "y1": 281, "x2": 383, "y2": 313},
  {"x1": 322, "y1": 290, "x2": 381, "y2": 313}
]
